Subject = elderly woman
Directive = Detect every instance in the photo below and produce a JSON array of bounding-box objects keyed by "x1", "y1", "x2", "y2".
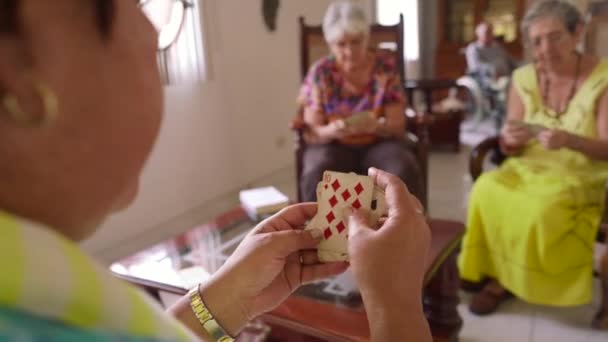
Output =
[
  {"x1": 297, "y1": 1, "x2": 423, "y2": 204},
  {"x1": 0, "y1": 1, "x2": 432, "y2": 341},
  {"x1": 458, "y1": 0, "x2": 608, "y2": 329}
]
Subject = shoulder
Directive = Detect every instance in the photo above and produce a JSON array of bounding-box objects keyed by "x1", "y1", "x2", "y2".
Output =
[
  {"x1": 306, "y1": 55, "x2": 335, "y2": 82},
  {"x1": 584, "y1": 56, "x2": 608, "y2": 100},
  {"x1": 510, "y1": 64, "x2": 537, "y2": 98},
  {"x1": 512, "y1": 63, "x2": 536, "y2": 82},
  {"x1": 0, "y1": 307, "x2": 169, "y2": 342},
  {"x1": 373, "y1": 49, "x2": 400, "y2": 73},
  {"x1": 591, "y1": 57, "x2": 608, "y2": 77}
]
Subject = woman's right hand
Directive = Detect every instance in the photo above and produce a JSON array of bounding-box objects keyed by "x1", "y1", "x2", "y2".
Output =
[
  {"x1": 501, "y1": 121, "x2": 534, "y2": 147},
  {"x1": 324, "y1": 119, "x2": 352, "y2": 139},
  {"x1": 345, "y1": 168, "x2": 432, "y2": 341}
]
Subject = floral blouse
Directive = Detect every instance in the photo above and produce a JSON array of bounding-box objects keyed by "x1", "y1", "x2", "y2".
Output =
[{"x1": 297, "y1": 49, "x2": 406, "y2": 145}]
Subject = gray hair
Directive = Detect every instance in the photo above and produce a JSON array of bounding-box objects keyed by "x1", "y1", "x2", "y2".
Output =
[
  {"x1": 521, "y1": 0, "x2": 583, "y2": 40},
  {"x1": 323, "y1": 1, "x2": 370, "y2": 44}
]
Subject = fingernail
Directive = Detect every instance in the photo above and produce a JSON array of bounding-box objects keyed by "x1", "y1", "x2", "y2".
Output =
[
  {"x1": 309, "y1": 228, "x2": 322, "y2": 239},
  {"x1": 368, "y1": 167, "x2": 378, "y2": 175}
]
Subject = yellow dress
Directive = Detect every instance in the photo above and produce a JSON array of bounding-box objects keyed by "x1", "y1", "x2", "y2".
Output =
[{"x1": 458, "y1": 60, "x2": 608, "y2": 306}]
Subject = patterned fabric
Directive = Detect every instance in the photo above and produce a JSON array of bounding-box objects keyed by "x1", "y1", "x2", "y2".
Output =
[
  {"x1": 0, "y1": 307, "x2": 171, "y2": 341},
  {"x1": 297, "y1": 49, "x2": 406, "y2": 145},
  {"x1": 458, "y1": 60, "x2": 608, "y2": 306},
  {"x1": 0, "y1": 212, "x2": 199, "y2": 341}
]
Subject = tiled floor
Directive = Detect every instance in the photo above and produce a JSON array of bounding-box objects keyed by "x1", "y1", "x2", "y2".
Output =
[{"x1": 257, "y1": 120, "x2": 608, "y2": 342}]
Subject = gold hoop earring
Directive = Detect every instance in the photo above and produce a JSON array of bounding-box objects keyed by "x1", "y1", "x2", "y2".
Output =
[{"x1": 1, "y1": 80, "x2": 58, "y2": 127}]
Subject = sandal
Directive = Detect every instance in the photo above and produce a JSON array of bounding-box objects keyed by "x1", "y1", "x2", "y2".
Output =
[
  {"x1": 469, "y1": 281, "x2": 513, "y2": 316},
  {"x1": 460, "y1": 278, "x2": 489, "y2": 293},
  {"x1": 593, "y1": 252, "x2": 608, "y2": 330}
]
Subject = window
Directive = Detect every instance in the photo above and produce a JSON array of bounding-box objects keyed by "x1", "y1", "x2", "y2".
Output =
[
  {"x1": 376, "y1": 0, "x2": 419, "y2": 61},
  {"x1": 485, "y1": 0, "x2": 518, "y2": 43},
  {"x1": 140, "y1": 0, "x2": 207, "y2": 84}
]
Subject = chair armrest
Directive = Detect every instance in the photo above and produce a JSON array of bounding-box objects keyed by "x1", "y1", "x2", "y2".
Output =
[
  {"x1": 469, "y1": 136, "x2": 500, "y2": 181},
  {"x1": 404, "y1": 111, "x2": 430, "y2": 209},
  {"x1": 289, "y1": 117, "x2": 306, "y2": 149}
]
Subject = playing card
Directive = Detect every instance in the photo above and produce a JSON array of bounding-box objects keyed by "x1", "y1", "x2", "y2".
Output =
[
  {"x1": 508, "y1": 120, "x2": 547, "y2": 135},
  {"x1": 343, "y1": 111, "x2": 372, "y2": 127},
  {"x1": 305, "y1": 171, "x2": 375, "y2": 262},
  {"x1": 370, "y1": 185, "x2": 388, "y2": 225}
]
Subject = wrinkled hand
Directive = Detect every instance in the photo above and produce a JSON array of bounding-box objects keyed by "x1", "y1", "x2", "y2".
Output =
[
  {"x1": 537, "y1": 129, "x2": 571, "y2": 150},
  {"x1": 328, "y1": 119, "x2": 352, "y2": 139},
  {"x1": 201, "y1": 204, "x2": 348, "y2": 335},
  {"x1": 501, "y1": 121, "x2": 534, "y2": 147},
  {"x1": 346, "y1": 168, "x2": 431, "y2": 306}
]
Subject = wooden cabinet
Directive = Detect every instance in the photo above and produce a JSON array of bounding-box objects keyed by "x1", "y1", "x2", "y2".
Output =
[
  {"x1": 435, "y1": 0, "x2": 526, "y2": 79},
  {"x1": 587, "y1": 1, "x2": 608, "y2": 57}
]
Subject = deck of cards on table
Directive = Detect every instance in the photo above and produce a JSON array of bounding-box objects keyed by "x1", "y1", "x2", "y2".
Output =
[
  {"x1": 305, "y1": 171, "x2": 388, "y2": 262},
  {"x1": 239, "y1": 186, "x2": 289, "y2": 220}
]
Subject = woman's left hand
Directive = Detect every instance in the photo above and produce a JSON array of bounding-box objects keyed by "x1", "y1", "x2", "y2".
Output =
[
  {"x1": 200, "y1": 203, "x2": 348, "y2": 335},
  {"x1": 537, "y1": 129, "x2": 571, "y2": 150}
]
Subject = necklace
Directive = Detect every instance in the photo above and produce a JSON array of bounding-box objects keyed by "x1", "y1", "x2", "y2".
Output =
[{"x1": 540, "y1": 52, "x2": 581, "y2": 118}]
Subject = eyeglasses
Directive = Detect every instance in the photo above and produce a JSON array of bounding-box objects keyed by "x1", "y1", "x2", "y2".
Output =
[
  {"x1": 138, "y1": 0, "x2": 194, "y2": 50},
  {"x1": 527, "y1": 31, "x2": 568, "y2": 51}
]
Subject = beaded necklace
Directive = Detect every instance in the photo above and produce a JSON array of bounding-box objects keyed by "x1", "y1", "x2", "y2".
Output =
[{"x1": 540, "y1": 52, "x2": 581, "y2": 119}]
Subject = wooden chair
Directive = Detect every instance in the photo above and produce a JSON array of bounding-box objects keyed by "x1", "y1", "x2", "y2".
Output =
[{"x1": 294, "y1": 14, "x2": 462, "y2": 208}]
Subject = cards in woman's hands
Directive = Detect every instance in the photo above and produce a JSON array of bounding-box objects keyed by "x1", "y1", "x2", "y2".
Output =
[
  {"x1": 507, "y1": 119, "x2": 547, "y2": 135},
  {"x1": 343, "y1": 111, "x2": 372, "y2": 127},
  {"x1": 304, "y1": 171, "x2": 388, "y2": 262}
]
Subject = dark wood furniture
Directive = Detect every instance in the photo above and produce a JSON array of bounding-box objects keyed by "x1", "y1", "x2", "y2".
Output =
[
  {"x1": 405, "y1": 79, "x2": 469, "y2": 152},
  {"x1": 435, "y1": 0, "x2": 526, "y2": 79},
  {"x1": 468, "y1": 135, "x2": 608, "y2": 243},
  {"x1": 264, "y1": 219, "x2": 465, "y2": 342},
  {"x1": 113, "y1": 207, "x2": 465, "y2": 342},
  {"x1": 587, "y1": 0, "x2": 608, "y2": 58}
]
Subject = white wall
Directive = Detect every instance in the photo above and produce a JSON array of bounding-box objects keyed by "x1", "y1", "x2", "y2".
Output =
[{"x1": 82, "y1": 0, "x2": 373, "y2": 263}]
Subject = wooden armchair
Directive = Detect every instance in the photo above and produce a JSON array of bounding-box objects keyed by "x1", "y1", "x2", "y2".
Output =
[
  {"x1": 468, "y1": 136, "x2": 608, "y2": 243},
  {"x1": 293, "y1": 14, "x2": 457, "y2": 208}
]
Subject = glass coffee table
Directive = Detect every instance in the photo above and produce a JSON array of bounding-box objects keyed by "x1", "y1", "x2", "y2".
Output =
[{"x1": 112, "y1": 206, "x2": 464, "y2": 342}]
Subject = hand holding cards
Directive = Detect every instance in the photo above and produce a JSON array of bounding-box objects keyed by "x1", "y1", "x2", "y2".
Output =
[
  {"x1": 304, "y1": 171, "x2": 388, "y2": 262},
  {"x1": 343, "y1": 111, "x2": 374, "y2": 128},
  {"x1": 507, "y1": 119, "x2": 548, "y2": 136}
]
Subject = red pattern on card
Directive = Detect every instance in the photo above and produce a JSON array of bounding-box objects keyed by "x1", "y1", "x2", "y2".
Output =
[
  {"x1": 331, "y1": 179, "x2": 341, "y2": 191},
  {"x1": 329, "y1": 195, "x2": 338, "y2": 207},
  {"x1": 326, "y1": 211, "x2": 336, "y2": 223},
  {"x1": 352, "y1": 199, "x2": 361, "y2": 209},
  {"x1": 336, "y1": 221, "x2": 346, "y2": 233},
  {"x1": 354, "y1": 182, "x2": 364, "y2": 195},
  {"x1": 341, "y1": 189, "x2": 351, "y2": 201},
  {"x1": 324, "y1": 227, "x2": 332, "y2": 239}
]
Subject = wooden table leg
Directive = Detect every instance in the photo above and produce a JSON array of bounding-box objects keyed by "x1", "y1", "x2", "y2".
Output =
[{"x1": 424, "y1": 251, "x2": 463, "y2": 342}]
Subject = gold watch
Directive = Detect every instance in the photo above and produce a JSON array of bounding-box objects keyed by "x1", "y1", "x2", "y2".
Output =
[{"x1": 188, "y1": 286, "x2": 235, "y2": 342}]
